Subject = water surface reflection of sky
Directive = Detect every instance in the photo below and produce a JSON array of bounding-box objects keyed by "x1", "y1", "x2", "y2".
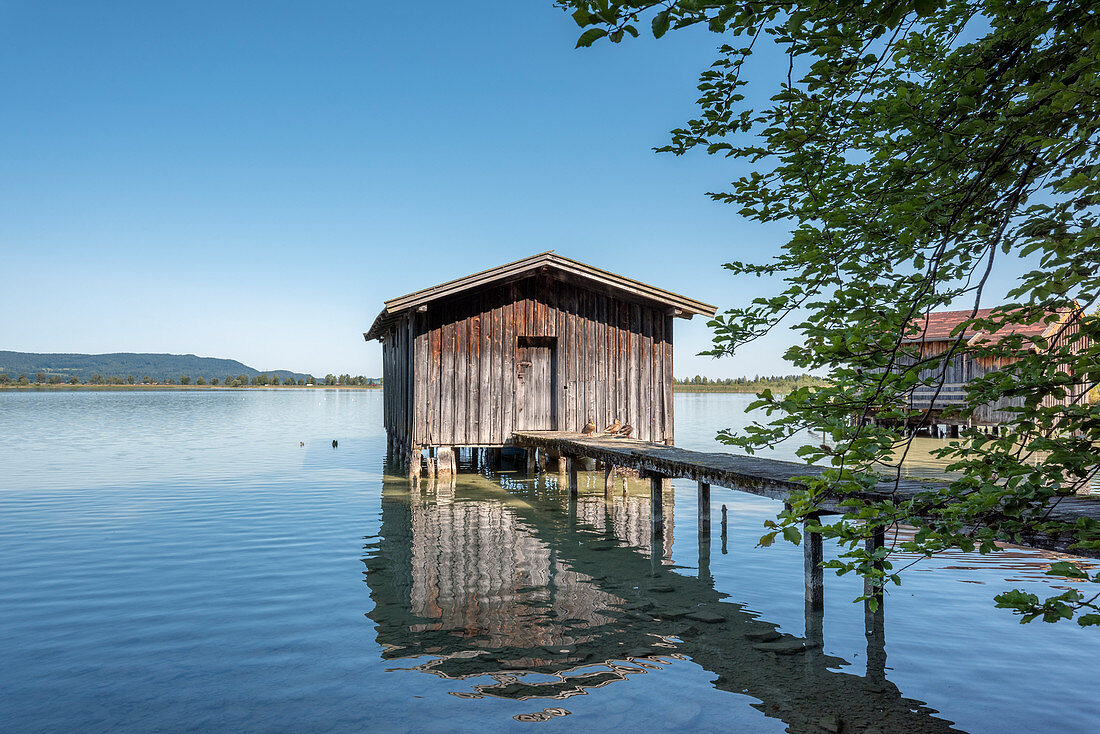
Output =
[{"x1": 1, "y1": 390, "x2": 1097, "y2": 732}]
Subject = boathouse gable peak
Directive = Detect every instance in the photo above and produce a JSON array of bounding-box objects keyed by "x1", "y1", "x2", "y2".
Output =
[
  {"x1": 371, "y1": 252, "x2": 711, "y2": 455},
  {"x1": 364, "y1": 252, "x2": 716, "y2": 342}
]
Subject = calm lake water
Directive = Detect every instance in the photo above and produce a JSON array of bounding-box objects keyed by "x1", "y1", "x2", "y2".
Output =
[{"x1": 2, "y1": 389, "x2": 1098, "y2": 733}]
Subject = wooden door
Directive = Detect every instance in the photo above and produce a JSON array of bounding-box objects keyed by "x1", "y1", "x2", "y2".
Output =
[{"x1": 515, "y1": 337, "x2": 557, "y2": 430}]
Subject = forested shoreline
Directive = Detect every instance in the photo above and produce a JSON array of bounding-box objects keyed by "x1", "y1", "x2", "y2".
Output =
[{"x1": 673, "y1": 374, "x2": 828, "y2": 392}]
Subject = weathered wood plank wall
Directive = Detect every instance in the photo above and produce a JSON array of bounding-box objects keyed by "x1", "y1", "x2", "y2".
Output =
[
  {"x1": 896, "y1": 313, "x2": 1089, "y2": 425},
  {"x1": 380, "y1": 273, "x2": 675, "y2": 447}
]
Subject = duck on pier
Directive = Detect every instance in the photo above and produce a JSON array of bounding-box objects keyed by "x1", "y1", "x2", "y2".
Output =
[
  {"x1": 604, "y1": 418, "x2": 622, "y2": 435},
  {"x1": 614, "y1": 423, "x2": 633, "y2": 439},
  {"x1": 581, "y1": 419, "x2": 596, "y2": 435}
]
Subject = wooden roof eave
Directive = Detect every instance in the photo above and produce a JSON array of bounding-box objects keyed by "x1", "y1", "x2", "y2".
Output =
[{"x1": 364, "y1": 251, "x2": 717, "y2": 341}]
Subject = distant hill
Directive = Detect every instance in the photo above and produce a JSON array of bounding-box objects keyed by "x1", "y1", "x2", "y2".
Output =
[{"x1": 0, "y1": 351, "x2": 311, "y2": 383}]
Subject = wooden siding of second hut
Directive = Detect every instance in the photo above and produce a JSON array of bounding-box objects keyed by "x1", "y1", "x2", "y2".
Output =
[
  {"x1": 900, "y1": 315, "x2": 1088, "y2": 424},
  {"x1": 385, "y1": 274, "x2": 674, "y2": 447}
]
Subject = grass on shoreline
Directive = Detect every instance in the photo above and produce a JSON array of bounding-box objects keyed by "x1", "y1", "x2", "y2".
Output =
[{"x1": 673, "y1": 384, "x2": 774, "y2": 393}]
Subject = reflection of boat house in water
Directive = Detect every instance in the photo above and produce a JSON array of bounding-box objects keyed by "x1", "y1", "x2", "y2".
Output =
[
  {"x1": 897, "y1": 307, "x2": 1087, "y2": 429},
  {"x1": 363, "y1": 477, "x2": 962, "y2": 732},
  {"x1": 404, "y1": 495, "x2": 623, "y2": 649},
  {"x1": 363, "y1": 252, "x2": 716, "y2": 475}
]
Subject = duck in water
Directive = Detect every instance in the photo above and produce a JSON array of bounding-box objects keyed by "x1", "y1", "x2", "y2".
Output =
[{"x1": 332, "y1": 439, "x2": 338, "y2": 449}]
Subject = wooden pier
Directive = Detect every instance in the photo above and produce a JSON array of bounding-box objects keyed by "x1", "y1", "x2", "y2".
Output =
[{"x1": 512, "y1": 430, "x2": 1100, "y2": 560}]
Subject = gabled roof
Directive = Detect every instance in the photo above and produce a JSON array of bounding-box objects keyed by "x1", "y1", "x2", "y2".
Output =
[
  {"x1": 904, "y1": 307, "x2": 1076, "y2": 344},
  {"x1": 364, "y1": 252, "x2": 717, "y2": 341}
]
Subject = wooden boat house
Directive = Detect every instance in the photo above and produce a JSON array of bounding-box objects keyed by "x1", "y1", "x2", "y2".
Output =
[
  {"x1": 900, "y1": 306, "x2": 1086, "y2": 430},
  {"x1": 364, "y1": 252, "x2": 716, "y2": 476}
]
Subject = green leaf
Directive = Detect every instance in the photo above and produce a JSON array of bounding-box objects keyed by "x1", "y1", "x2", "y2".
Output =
[
  {"x1": 783, "y1": 526, "x2": 803, "y2": 545},
  {"x1": 914, "y1": 0, "x2": 939, "y2": 17},
  {"x1": 652, "y1": 9, "x2": 671, "y2": 39},
  {"x1": 1047, "y1": 561, "x2": 1089, "y2": 580},
  {"x1": 575, "y1": 28, "x2": 608, "y2": 48}
]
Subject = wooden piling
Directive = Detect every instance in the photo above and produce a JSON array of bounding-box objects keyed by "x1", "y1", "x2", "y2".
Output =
[
  {"x1": 568, "y1": 458, "x2": 579, "y2": 498},
  {"x1": 406, "y1": 444, "x2": 421, "y2": 479},
  {"x1": 649, "y1": 473, "x2": 664, "y2": 536},
  {"x1": 865, "y1": 526, "x2": 887, "y2": 680},
  {"x1": 557, "y1": 453, "x2": 570, "y2": 477},
  {"x1": 720, "y1": 504, "x2": 728, "y2": 554},
  {"x1": 436, "y1": 446, "x2": 456, "y2": 475},
  {"x1": 604, "y1": 465, "x2": 615, "y2": 497},
  {"x1": 804, "y1": 522, "x2": 824, "y2": 612},
  {"x1": 698, "y1": 481, "x2": 710, "y2": 535},
  {"x1": 425, "y1": 447, "x2": 437, "y2": 478},
  {"x1": 699, "y1": 483, "x2": 712, "y2": 583}
]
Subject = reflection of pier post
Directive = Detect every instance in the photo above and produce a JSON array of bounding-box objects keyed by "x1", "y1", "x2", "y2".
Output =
[
  {"x1": 865, "y1": 526, "x2": 887, "y2": 681},
  {"x1": 602, "y1": 490, "x2": 614, "y2": 534},
  {"x1": 648, "y1": 473, "x2": 664, "y2": 537}
]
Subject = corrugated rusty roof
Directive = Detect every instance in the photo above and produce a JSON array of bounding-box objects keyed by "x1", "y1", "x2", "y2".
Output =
[
  {"x1": 364, "y1": 252, "x2": 717, "y2": 341},
  {"x1": 906, "y1": 307, "x2": 1074, "y2": 344}
]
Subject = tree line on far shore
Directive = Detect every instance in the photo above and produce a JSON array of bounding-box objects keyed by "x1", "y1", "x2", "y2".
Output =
[
  {"x1": 0, "y1": 372, "x2": 380, "y2": 387},
  {"x1": 673, "y1": 374, "x2": 829, "y2": 392}
]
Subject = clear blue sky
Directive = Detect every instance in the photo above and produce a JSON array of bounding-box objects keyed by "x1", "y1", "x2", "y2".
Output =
[{"x1": 0, "y1": 1, "x2": 1014, "y2": 379}]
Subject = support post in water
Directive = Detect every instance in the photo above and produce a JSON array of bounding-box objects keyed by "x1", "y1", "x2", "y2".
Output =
[
  {"x1": 568, "y1": 457, "x2": 579, "y2": 499},
  {"x1": 525, "y1": 447, "x2": 537, "y2": 476},
  {"x1": 804, "y1": 518, "x2": 825, "y2": 654},
  {"x1": 425, "y1": 448, "x2": 437, "y2": 479},
  {"x1": 436, "y1": 447, "x2": 455, "y2": 476},
  {"x1": 865, "y1": 525, "x2": 887, "y2": 681},
  {"x1": 698, "y1": 481, "x2": 711, "y2": 536},
  {"x1": 648, "y1": 472, "x2": 665, "y2": 537},
  {"x1": 698, "y1": 481, "x2": 712, "y2": 581},
  {"x1": 604, "y1": 465, "x2": 616, "y2": 498},
  {"x1": 804, "y1": 520, "x2": 824, "y2": 613},
  {"x1": 720, "y1": 504, "x2": 728, "y2": 554}
]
